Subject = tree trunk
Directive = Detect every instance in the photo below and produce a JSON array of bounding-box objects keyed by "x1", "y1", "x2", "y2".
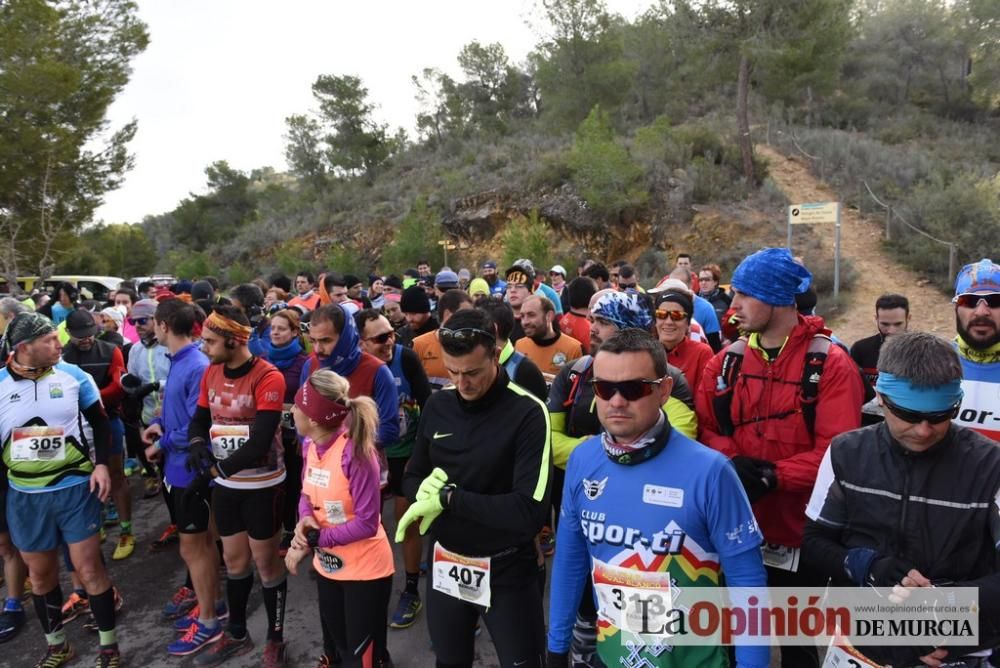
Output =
[{"x1": 736, "y1": 53, "x2": 755, "y2": 186}]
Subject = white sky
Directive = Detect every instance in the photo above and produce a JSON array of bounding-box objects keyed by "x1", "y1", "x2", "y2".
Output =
[{"x1": 95, "y1": 0, "x2": 654, "y2": 225}]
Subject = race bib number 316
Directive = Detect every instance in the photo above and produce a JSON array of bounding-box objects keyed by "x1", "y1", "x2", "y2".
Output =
[
  {"x1": 209, "y1": 425, "x2": 249, "y2": 460},
  {"x1": 11, "y1": 426, "x2": 66, "y2": 462}
]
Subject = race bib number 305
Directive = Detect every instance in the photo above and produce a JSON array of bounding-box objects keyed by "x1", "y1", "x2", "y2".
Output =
[
  {"x1": 11, "y1": 426, "x2": 66, "y2": 462},
  {"x1": 210, "y1": 425, "x2": 249, "y2": 460},
  {"x1": 431, "y1": 542, "x2": 491, "y2": 607}
]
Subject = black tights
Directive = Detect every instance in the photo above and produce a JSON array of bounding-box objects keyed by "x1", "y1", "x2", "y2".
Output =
[{"x1": 315, "y1": 575, "x2": 392, "y2": 667}]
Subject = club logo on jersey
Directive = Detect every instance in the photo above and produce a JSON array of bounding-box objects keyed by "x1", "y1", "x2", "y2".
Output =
[
  {"x1": 553, "y1": 352, "x2": 568, "y2": 367},
  {"x1": 583, "y1": 476, "x2": 608, "y2": 500},
  {"x1": 48, "y1": 384, "x2": 63, "y2": 399},
  {"x1": 9, "y1": 393, "x2": 19, "y2": 402}
]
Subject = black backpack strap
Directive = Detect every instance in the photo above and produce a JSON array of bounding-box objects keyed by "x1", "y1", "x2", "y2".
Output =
[
  {"x1": 799, "y1": 332, "x2": 833, "y2": 437},
  {"x1": 712, "y1": 338, "x2": 747, "y2": 437}
]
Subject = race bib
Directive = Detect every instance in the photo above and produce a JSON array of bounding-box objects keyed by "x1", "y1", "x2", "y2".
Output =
[
  {"x1": 761, "y1": 543, "x2": 800, "y2": 572},
  {"x1": 322, "y1": 500, "x2": 347, "y2": 525},
  {"x1": 592, "y1": 558, "x2": 673, "y2": 638},
  {"x1": 431, "y1": 542, "x2": 491, "y2": 607},
  {"x1": 210, "y1": 425, "x2": 249, "y2": 460},
  {"x1": 306, "y1": 466, "x2": 330, "y2": 489},
  {"x1": 10, "y1": 427, "x2": 66, "y2": 462}
]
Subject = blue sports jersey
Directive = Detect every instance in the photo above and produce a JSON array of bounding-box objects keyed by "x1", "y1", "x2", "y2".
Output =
[{"x1": 549, "y1": 425, "x2": 764, "y2": 667}]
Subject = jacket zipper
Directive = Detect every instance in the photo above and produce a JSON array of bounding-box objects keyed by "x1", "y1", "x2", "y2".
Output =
[{"x1": 896, "y1": 456, "x2": 911, "y2": 558}]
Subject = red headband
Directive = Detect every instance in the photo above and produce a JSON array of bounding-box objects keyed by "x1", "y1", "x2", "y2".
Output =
[{"x1": 294, "y1": 379, "x2": 350, "y2": 429}]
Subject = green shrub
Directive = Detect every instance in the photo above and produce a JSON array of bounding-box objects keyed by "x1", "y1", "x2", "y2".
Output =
[{"x1": 500, "y1": 210, "x2": 554, "y2": 272}]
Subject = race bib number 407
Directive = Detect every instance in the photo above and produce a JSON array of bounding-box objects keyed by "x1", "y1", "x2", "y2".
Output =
[
  {"x1": 210, "y1": 425, "x2": 249, "y2": 460},
  {"x1": 431, "y1": 542, "x2": 491, "y2": 607},
  {"x1": 10, "y1": 426, "x2": 66, "y2": 462}
]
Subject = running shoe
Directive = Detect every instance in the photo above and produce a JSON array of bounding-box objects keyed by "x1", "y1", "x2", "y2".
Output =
[
  {"x1": 61, "y1": 591, "x2": 90, "y2": 623},
  {"x1": 263, "y1": 640, "x2": 286, "y2": 667},
  {"x1": 173, "y1": 600, "x2": 229, "y2": 632},
  {"x1": 539, "y1": 526, "x2": 555, "y2": 557},
  {"x1": 33, "y1": 641, "x2": 74, "y2": 667},
  {"x1": 0, "y1": 607, "x2": 25, "y2": 643},
  {"x1": 143, "y1": 476, "x2": 161, "y2": 498},
  {"x1": 193, "y1": 631, "x2": 254, "y2": 667},
  {"x1": 95, "y1": 647, "x2": 121, "y2": 668},
  {"x1": 149, "y1": 524, "x2": 178, "y2": 551},
  {"x1": 389, "y1": 591, "x2": 422, "y2": 629},
  {"x1": 112, "y1": 533, "x2": 135, "y2": 561},
  {"x1": 123, "y1": 458, "x2": 140, "y2": 477},
  {"x1": 103, "y1": 503, "x2": 119, "y2": 527},
  {"x1": 168, "y1": 619, "x2": 224, "y2": 656},
  {"x1": 161, "y1": 585, "x2": 197, "y2": 620}
]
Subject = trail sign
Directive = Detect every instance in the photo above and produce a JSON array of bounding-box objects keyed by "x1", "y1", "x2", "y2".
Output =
[{"x1": 787, "y1": 201, "x2": 843, "y2": 301}]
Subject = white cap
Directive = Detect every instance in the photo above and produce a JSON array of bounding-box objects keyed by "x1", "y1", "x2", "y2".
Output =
[
  {"x1": 549, "y1": 264, "x2": 567, "y2": 276},
  {"x1": 647, "y1": 277, "x2": 693, "y2": 298}
]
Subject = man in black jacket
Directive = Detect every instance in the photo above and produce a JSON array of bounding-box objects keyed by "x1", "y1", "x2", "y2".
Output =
[
  {"x1": 398, "y1": 308, "x2": 550, "y2": 668},
  {"x1": 804, "y1": 331, "x2": 1000, "y2": 667}
]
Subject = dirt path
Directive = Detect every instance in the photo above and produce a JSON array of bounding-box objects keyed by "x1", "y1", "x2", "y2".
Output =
[{"x1": 756, "y1": 145, "x2": 955, "y2": 343}]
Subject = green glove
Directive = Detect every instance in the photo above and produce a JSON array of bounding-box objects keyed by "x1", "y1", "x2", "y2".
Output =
[
  {"x1": 395, "y1": 495, "x2": 444, "y2": 542},
  {"x1": 416, "y1": 467, "x2": 449, "y2": 501}
]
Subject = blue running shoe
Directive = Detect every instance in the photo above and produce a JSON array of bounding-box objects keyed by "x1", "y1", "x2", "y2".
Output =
[
  {"x1": 168, "y1": 619, "x2": 223, "y2": 656},
  {"x1": 389, "y1": 591, "x2": 422, "y2": 629}
]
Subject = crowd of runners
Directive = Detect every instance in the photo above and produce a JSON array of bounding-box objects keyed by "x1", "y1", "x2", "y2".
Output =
[{"x1": 0, "y1": 248, "x2": 999, "y2": 668}]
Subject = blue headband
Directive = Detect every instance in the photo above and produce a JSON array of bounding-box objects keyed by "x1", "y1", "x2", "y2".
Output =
[
  {"x1": 875, "y1": 372, "x2": 964, "y2": 413},
  {"x1": 731, "y1": 247, "x2": 812, "y2": 306}
]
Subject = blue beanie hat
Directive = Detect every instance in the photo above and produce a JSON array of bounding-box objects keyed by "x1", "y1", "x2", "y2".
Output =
[
  {"x1": 591, "y1": 291, "x2": 653, "y2": 331},
  {"x1": 731, "y1": 248, "x2": 812, "y2": 307}
]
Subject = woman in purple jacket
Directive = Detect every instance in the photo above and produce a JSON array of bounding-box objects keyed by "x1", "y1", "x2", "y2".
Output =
[{"x1": 267, "y1": 309, "x2": 309, "y2": 552}]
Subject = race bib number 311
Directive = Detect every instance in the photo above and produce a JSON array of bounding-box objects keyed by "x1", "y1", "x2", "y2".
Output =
[
  {"x1": 210, "y1": 425, "x2": 249, "y2": 460},
  {"x1": 431, "y1": 542, "x2": 491, "y2": 607},
  {"x1": 11, "y1": 426, "x2": 66, "y2": 462}
]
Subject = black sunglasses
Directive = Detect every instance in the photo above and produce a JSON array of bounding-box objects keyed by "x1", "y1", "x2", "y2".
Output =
[
  {"x1": 299, "y1": 321, "x2": 311, "y2": 334},
  {"x1": 437, "y1": 327, "x2": 496, "y2": 348},
  {"x1": 128, "y1": 317, "x2": 149, "y2": 326},
  {"x1": 881, "y1": 395, "x2": 959, "y2": 425},
  {"x1": 364, "y1": 331, "x2": 395, "y2": 344},
  {"x1": 589, "y1": 378, "x2": 664, "y2": 401},
  {"x1": 953, "y1": 293, "x2": 1000, "y2": 309}
]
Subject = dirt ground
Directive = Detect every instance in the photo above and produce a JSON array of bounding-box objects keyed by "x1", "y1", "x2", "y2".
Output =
[{"x1": 756, "y1": 144, "x2": 956, "y2": 344}]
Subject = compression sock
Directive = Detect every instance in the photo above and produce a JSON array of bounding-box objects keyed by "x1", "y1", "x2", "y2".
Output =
[
  {"x1": 404, "y1": 571, "x2": 419, "y2": 596},
  {"x1": 88, "y1": 587, "x2": 118, "y2": 649},
  {"x1": 261, "y1": 574, "x2": 287, "y2": 642},
  {"x1": 225, "y1": 571, "x2": 254, "y2": 639},
  {"x1": 33, "y1": 586, "x2": 65, "y2": 646}
]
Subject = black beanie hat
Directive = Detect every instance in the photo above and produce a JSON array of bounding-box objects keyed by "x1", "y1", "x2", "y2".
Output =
[{"x1": 400, "y1": 285, "x2": 431, "y2": 314}]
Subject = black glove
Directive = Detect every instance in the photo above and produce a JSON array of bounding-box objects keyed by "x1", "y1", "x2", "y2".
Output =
[
  {"x1": 121, "y1": 373, "x2": 144, "y2": 396},
  {"x1": 546, "y1": 651, "x2": 569, "y2": 668},
  {"x1": 866, "y1": 556, "x2": 914, "y2": 588},
  {"x1": 180, "y1": 470, "x2": 212, "y2": 516},
  {"x1": 185, "y1": 437, "x2": 216, "y2": 475},
  {"x1": 136, "y1": 382, "x2": 160, "y2": 399},
  {"x1": 731, "y1": 456, "x2": 778, "y2": 503}
]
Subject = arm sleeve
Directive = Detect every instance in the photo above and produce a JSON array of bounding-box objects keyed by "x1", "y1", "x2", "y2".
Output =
[
  {"x1": 775, "y1": 349, "x2": 863, "y2": 493},
  {"x1": 317, "y1": 447, "x2": 382, "y2": 547},
  {"x1": 550, "y1": 412, "x2": 586, "y2": 470},
  {"x1": 372, "y1": 365, "x2": 400, "y2": 446},
  {"x1": 514, "y1": 360, "x2": 548, "y2": 402},
  {"x1": 448, "y1": 402, "x2": 550, "y2": 541},
  {"x1": 82, "y1": 400, "x2": 111, "y2": 466},
  {"x1": 400, "y1": 349, "x2": 432, "y2": 409},
  {"x1": 547, "y1": 455, "x2": 590, "y2": 653},
  {"x1": 215, "y1": 369, "x2": 285, "y2": 477},
  {"x1": 695, "y1": 352, "x2": 740, "y2": 457},
  {"x1": 99, "y1": 347, "x2": 125, "y2": 407}
]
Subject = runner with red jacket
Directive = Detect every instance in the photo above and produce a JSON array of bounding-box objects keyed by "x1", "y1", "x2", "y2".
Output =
[{"x1": 694, "y1": 248, "x2": 864, "y2": 668}]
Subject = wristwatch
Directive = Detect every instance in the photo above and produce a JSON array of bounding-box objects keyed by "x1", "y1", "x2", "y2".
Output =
[{"x1": 439, "y1": 483, "x2": 457, "y2": 510}]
